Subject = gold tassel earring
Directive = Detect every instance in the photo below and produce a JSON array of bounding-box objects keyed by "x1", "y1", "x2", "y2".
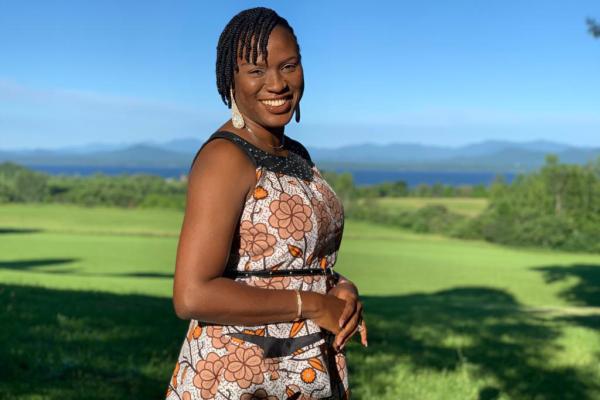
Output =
[
  {"x1": 230, "y1": 89, "x2": 245, "y2": 129},
  {"x1": 294, "y1": 103, "x2": 301, "y2": 123}
]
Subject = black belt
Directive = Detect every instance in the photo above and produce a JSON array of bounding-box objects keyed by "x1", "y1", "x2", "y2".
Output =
[
  {"x1": 227, "y1": 331, "x2": 325, "y2": 358},
  {"x1": 225, "y1": 267, "x2": 339, "y2": 280}
]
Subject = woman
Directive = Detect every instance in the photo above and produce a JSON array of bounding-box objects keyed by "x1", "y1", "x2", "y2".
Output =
[{"x1": 166, "y1": 7, "x2": 367, "y2": 400}]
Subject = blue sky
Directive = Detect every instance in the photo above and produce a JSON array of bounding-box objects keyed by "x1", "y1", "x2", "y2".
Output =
[{"x1": 1, "y1": 0, "x2": 599, "y2": 149}]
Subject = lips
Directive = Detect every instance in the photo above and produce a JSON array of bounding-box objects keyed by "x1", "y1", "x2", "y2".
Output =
[{"x1": 259, "y1": 97, "x2": 292, "y2": 114}]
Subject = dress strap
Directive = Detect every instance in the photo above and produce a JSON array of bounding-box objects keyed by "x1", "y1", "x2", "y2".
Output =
[{"x1": 189, "y1": 131, "x2": 259, "y2": 171}]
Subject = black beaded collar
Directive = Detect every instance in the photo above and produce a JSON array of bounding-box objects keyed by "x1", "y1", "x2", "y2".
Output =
[{"x1": 201, "y1": 131, "x2": 315, "y2": 181}]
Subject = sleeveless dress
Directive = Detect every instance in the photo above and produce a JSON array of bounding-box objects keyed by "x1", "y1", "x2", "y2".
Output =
[{"x1": 165, "y1": 131, "x2": 349, "y2": 400}]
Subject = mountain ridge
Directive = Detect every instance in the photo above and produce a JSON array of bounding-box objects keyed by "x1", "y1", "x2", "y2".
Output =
[{"x1": 1, "y1": 138, "x2": 598, "y2": 173}]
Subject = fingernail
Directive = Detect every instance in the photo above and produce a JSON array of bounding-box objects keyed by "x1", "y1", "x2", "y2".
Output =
[{"x1": 365, "y1": 341, "x2": 368, "y2": 347}]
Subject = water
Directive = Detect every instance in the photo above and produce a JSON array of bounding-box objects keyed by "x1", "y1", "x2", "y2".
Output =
[{"x1": 29, "y1": 165, "x2": 516, "y2": 187}]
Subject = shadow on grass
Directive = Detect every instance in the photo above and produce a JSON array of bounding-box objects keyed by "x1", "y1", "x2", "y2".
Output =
[
  {"x1": 1, "y1": 284, "x2": 598, "y2": 400},
  {"x1": 0, "y1": 260, "x2": 172, "y2": 279},
  {"x1": 532, "y1": 263, "x2": 600, "y2": 382},
  {"x1": 101, "y1": 272, "x2": 174, "y2": 279},
  {"x1": 0, "y1": 258, "x2": 78, "y2": 271},
  {"x1": 534, "y1": 264, "x2": 600, "y2": 307},
  {"x1": 353, "y1": 288, "x2": 599, "y2": 400},
  {"x1": 0, "y1": 284, "x2": 188, "y2": 400},
  {"x1": 0, "y1": 228, "x2": 42, "y2": 234}
]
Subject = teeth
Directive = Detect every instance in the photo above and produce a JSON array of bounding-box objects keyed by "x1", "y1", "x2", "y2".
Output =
[{"x1": 261, "y1": 99, "x2": 287, "y2": 107}]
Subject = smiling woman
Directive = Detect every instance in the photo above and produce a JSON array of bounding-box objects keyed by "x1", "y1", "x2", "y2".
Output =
[{"x1": 165, "y1": 7, "x2": 367, "y2": 400}]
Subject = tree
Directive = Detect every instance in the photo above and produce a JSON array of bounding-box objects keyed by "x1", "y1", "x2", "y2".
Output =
[
  {"x1": 587, "y1": 18, "x2": 600, "y2": 38},
  {"x1": 541, "y1": 154, "x2": 568, "y2": 215}
]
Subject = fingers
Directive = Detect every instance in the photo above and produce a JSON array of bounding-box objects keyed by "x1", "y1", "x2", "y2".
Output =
[
  {"x1": 334, "y1": 312, "x2": 359, "y2": 351},
  {"x1": 334, "y1": 302, "x2": 363, "y2": 351},
  {"x1": 338, "y1": 298, "x2": 357, "y2": 329},
  {"x1": 359, "y1": 319, "x2": 368, "y2": 347}
]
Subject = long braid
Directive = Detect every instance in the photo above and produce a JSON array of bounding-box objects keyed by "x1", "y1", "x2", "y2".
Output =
[{"x1": 215, "y1": 7, "x2": 300, "y2": 108}]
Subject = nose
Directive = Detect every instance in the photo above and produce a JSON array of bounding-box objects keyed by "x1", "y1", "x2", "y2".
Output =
[{"x1": 264, "y1": 69, "x2": 288, "y2": 93}]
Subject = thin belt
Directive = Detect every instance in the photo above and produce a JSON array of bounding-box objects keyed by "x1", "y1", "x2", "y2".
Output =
[{"x1": 225, "y1": 266, "x2": 339, "y2": 279}]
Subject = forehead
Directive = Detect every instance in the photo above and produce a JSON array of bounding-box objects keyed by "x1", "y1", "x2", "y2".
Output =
[{"x1": 237, "y1": 25, "x2": 298, "y2": 65}]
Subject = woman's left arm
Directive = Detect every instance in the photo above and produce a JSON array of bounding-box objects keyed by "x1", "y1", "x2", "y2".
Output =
[{"x1": 328, "y1": 273, "x2": 368, "y2": 350}]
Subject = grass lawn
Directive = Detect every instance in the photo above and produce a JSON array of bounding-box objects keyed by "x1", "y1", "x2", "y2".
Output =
[
  {"x1": 1, "y1": 203, "x2": 599, "y2": 399},
  {"x1": 373, "y1": 197, "x2": 489, "y2": 217}
]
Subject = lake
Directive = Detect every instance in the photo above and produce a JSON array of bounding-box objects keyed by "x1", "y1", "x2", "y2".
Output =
[{"x1": 29, "y1": 165, "x2": 516, "y2": 187}]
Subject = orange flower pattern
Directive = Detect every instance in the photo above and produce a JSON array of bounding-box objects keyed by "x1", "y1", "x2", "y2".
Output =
[
  {"x1": 240, "y1": 388, "x2": 279, "y2": 400},
  {"x1": 167, "y1": 138, "x2": 348, "y2": 399},
  {"x1": 239, "y1": 221, "x2": 277, "y2": 261},
  {"x1": 194, "y1": 352, "x2": 224, "y2": 399},
  {"x1": 253, "y1": 276, "x2": 291, "y2": 290},
  {"x1": 223, "y1": 346, "x2": 268, "y2": 388},
  {"x1": 268, "y1": 193, "x2": 313, "y2": 240}
]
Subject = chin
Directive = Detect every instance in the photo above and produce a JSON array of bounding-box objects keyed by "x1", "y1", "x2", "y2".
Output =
[{"x1": 261, "y1": 114, "x2": 293, "y2": 128}]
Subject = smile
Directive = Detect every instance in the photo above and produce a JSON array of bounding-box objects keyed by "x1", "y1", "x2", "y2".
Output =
[{"x1": 260, "y1": 98, "x2": 289, "y2": 107}]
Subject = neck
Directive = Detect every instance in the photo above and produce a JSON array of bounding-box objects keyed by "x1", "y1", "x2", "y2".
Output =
[{"x1": 245, "y1": 121, "x2": 285, "y2": 148}]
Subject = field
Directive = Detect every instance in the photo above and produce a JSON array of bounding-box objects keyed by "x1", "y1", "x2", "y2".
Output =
[
  {"x1": 372, "y1": 197, "x2": 489, "y2": 217},
  {"x1": 1, "y1": 203, "x2": 600, "y2": 399}
]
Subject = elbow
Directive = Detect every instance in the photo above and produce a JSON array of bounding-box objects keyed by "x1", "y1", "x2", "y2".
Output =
[
  {"x1": 173, "y1": 295, "x2": 192, "y2": 320},
  {"x1": 172, "y1": 281, "x2": 212, "y2": 320}
]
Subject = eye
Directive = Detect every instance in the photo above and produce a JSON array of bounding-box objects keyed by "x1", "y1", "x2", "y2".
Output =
[
  {"x1": 249, "y1": 68, "x2": 264, "y2": 76},
  {"x1": 282, "y1": 63, "x2": 297, "y2": 72}
]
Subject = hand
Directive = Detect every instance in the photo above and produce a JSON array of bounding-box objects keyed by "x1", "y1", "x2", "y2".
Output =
[
  {"x1": 310, "y1": 293, "x2": 346, "y2": 335},
  {"x1": 328, "y1": 281, "x2": 368, "y2": 351}
]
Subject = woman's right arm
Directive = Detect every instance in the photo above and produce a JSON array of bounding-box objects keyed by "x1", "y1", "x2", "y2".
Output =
[{"x1": 172, "y1": 139, "x2": 345, "y2": 332}]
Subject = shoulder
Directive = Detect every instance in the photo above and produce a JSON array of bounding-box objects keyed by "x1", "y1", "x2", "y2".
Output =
[
  {"x1": 191, "y1": 132, "x2": 254, "y2": 170},
  {"x1": 188, "y1": 134, "x2": 256, "y2": 190},
  {"x1": 285, "y1": 136, "x2": 313, "y2": 165}
]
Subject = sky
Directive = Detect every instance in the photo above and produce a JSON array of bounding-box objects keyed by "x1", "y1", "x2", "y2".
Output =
[{"x1": 0, "y1": 0, "x2": 599, "y2": 150}]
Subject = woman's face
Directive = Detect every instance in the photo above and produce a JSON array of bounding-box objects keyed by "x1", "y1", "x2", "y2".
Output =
[{"x1": 233, "y1": 25, "x2": 304, "y2": 129}]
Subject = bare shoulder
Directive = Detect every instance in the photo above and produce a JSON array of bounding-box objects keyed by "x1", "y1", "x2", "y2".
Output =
[{"x1": 188, "y1": 137, "x2": 256, "y2": 195}]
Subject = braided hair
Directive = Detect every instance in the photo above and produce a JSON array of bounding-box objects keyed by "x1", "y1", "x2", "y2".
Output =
[{"x1": 216, "y1": 7, "x2": 300, "y2": 108}]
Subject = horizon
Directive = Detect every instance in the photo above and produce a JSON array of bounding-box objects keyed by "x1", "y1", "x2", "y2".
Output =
[
  {"x1": 4, "y1": 135, "x2": 599, "y2": 153},
  {"x1": 1, "y1": 1, "x2": 599, "y2": 150}
]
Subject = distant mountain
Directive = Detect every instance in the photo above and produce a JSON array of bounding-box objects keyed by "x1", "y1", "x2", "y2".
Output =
[
  {"x1": 0, "y1": 144, "x2": 190, "y2": 167},
  {"x1": 453, "y1": 140, "x2": 572, "y2": 157},
  {"x1": 160, "y1": 138, "x2": 204, "y2": 153},
  {"x1": 1, "y1": 138, "x2": 598, "y2": 173}
]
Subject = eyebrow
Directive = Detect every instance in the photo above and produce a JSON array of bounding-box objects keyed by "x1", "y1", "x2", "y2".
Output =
[
  {"x1": 238, "y1": 55, "x2": 299, "y2": 68},
  {"x1": 239, "y1": 59, "x2": 266, "y2": 67},
  {"x1": 279, "y1": 56, "x2": 299, "y2": 64}
]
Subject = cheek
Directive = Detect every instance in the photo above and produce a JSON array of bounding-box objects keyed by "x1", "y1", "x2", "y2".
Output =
[
  {"x1": 234, "y1": 74, "x2": 261, "y2": 97},
  {"x1": 244, "y1": 79, "x2": 263, "y2": 92},
  {"x1": 290, "y1": 71, "x2": 304, "y2": 92}
]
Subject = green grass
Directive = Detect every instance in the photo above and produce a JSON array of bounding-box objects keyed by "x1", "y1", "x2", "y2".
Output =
[
  {"x1": 373, "y1": 197, "x2": 489, "y2": 217},
  {"x1": 1, "y1": 203, "x2": 600, "y2": 399},
  {"x1": 0, "y1": 203, "x2": 183, "y2": 236}
]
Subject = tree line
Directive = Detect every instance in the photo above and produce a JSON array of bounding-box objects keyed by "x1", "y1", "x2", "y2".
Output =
[
  {"x1": 2, "y1": 155, "x2": 600, "y2": 253},
  {"x1": 0, "y1": 162, "x2": 489, "y2": 209},
  {"x1": 336, "y1": 155, "x2": 600, "y2": 254},
  {"x1": 0, "y1": 162, "x2": 187, "y2": 209}
]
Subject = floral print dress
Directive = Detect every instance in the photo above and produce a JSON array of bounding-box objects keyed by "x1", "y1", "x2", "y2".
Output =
[{"x1": 166, "y1": 131, "x2": 349, "y2": 400}]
